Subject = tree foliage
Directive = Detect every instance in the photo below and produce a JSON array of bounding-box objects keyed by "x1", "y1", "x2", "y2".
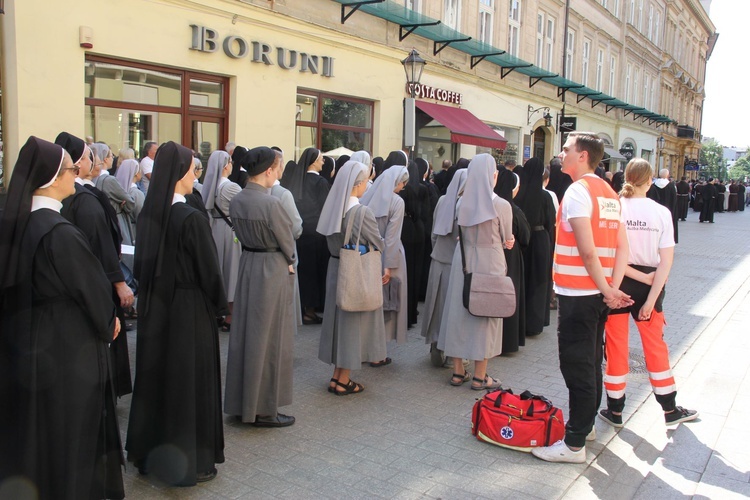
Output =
[
  {"x1": 729, "y1": 155, "x2": 750, "y2": 181},
  {"x1": 700, "y1": 139, "x2": 725, "y2": 179}
]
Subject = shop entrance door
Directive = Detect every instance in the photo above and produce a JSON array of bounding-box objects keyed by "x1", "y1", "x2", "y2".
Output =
[
  {"x1": 533, "y1": 128, "x2": 546, "y2": 159},
  {"x1": 188, "y1": 117, "x2": 223, "y2": 179}
]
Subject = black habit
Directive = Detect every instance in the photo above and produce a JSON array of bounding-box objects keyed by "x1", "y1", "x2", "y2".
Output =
[
  {"x1": 676, "y1": 180, "x2": 690, "y2": 220},
  {"x1": 699, "y1": 183, "x2": 717, "y2": 223},
  {"x1": 62, "y1": 183, "x2": 132, "y2": 397},
  {"x1": 647, "y1": 180, "x2": 679, "y2": 243},
  {"x1": 0, "y1": 211, "x2": 123, "y2": 500},
  {"x1": 295, "y1": 172, "x2": 331, "y2": 310}
]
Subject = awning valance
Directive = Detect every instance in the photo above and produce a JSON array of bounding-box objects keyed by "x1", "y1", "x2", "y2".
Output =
[
  {"x1": 604, "y1": 147, "x2": 626, "y2": 161},
  {"x1": 415, "y1": 100, "x2": 507, "y2": 149}
]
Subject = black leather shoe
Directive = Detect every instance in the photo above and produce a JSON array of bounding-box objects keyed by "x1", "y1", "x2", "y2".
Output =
[
  {"x1": 251, "y1": 413, "x2": 295, "y2": 427},
  {"x1": 196, "y1": 467, "x2": 217, "y2": 482}
]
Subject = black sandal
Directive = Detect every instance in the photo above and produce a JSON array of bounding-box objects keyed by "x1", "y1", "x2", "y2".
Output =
[
  {"x1": 333, "y1": 379, "x2": 364, "y2": 396},
  {"x1": 369, "y1": 357, "x2": 392, "y2": 368},
  {"x1": 327, "y1": 378, "x2": 338, "y2": 394},
  {"x1": 302, "y1": 313, "x2": 323, "y2": 325},
  {"x1": 220, "y1": 321, "x2": 231, "y2": 332}
]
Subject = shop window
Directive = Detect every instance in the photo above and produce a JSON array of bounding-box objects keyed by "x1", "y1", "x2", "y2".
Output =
[
  {"x1": 84, "y1": 56, "x2": 228, "y2": 158},
  {"x1": 295, "y1": 90, "x2": 373, "y2": 159}
]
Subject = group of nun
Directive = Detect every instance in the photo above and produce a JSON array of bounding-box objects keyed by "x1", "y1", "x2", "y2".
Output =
[{"x1": 0, "y1": 132, "x2": 562, "y2": 497}]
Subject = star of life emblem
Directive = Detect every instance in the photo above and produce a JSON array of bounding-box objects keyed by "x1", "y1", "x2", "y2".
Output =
[{"x1": 500, "y1": 426, "x2": 514, "y2": 440}]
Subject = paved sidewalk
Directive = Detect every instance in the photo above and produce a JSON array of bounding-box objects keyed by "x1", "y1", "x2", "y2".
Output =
[{"x1": 120, "y1": 206, "x2": 750, "y2": 499}]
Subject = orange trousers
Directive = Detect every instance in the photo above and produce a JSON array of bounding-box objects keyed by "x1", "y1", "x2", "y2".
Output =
[{"x1": 603, "y1": 311, "x2": 677, "y2": 412}]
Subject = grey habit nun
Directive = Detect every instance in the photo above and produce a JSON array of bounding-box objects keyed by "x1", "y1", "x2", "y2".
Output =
[
  {"x1": 317, "y1": 161, "x2": 386, "y2": 376},
  {"x1": 361, "y1": 164, "x2": 409, "y2": 345},
  {"x1": 201, "y1": 150, "x2": 242, "y2": 303},
  {"x1": 438, "y1": 154, "x2": 513, "y2": 387},
  {"x1": 421, "y1": 169, "x2": 468, "y2": 345},
  {"x1": 224, "y1": 147, "x2": 298, "y2": 426}
]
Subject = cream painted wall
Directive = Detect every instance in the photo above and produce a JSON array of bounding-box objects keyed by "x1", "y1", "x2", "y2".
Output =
[{"x1": 2, "y1": 0, "x2": 412, "y2": 177}]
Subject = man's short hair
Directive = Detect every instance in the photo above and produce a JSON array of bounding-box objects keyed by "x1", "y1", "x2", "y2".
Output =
[
  {"x1": 504, "y1": 159, "x2": 516, "y2": 168},
  {"x1": 442, "y1": 159, "x2": 452, "y2": 169},
  {"x1": 550, "y1": 157, "x2": 562, "y2": 168},
  {"x1": 681, "y1": 176, "x2": 687, "y2": 181},
  {"x1": 659, "y1": 168, "x2": 669, "y2": 178},
  {"x1": 568, "y1": 132, "x2": 604, "y2": 169}
]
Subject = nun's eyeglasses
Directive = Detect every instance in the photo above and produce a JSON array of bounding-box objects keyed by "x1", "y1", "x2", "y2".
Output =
[{"x1": 60, "y1": 166, "x2": 80, "y2": 175}]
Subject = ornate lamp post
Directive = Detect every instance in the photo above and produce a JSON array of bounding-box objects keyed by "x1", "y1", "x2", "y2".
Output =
[{"x1": 402, "y1": 49, "x2": 426, "y2": 158}]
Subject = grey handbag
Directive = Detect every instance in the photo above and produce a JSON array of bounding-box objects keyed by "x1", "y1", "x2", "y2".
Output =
[
  {"x1": 336, "y1": 205, "x2": 383, "y2": 312},
  {"x1": 458, "y1": 226, "x2": 516, "y2": 318}
]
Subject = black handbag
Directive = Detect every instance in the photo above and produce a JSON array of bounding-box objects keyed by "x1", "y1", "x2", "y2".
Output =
[
  {"x1": 120, "y1": 261, "x2": 138, "y2": 295},
  {"x1": 382, "y1": 276, "x2": 401, "y2": 312},
  {"x1": 458, "y1": 226, "x2": 515, "y2": 318}
]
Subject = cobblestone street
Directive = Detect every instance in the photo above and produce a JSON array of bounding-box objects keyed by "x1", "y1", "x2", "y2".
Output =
[{"x1": 121, "y1": 207, "x2": 750, "y2": 499}]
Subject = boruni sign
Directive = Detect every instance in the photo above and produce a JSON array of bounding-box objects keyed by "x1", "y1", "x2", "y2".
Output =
[{"x1": 190, "y1": 25, "x2": 335, "y2": 77}]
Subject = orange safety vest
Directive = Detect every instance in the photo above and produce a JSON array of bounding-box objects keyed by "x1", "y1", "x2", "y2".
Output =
[{"x1": 553, "y1": 175, "x2": 620, "y2": 291}]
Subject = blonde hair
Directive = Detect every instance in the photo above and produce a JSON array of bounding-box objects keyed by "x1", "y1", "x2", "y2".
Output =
[
  {"x1": 118, "y1": 148, "x2": 135, "y2": 160},
  {"x1": 620, "y1": 158, "x2": 653, "y2": 198},
  {"x1": 353, "y1": 169, "x2": 369, "y2": 186}
]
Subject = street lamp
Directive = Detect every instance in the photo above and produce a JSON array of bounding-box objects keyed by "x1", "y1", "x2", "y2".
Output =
[
  {"x1": 402, "y1": 49, "x2": 426, "y2": 96},
  {"x1": 656, "y1": 135, "x2": 665, "y2": 170},
  {"x1": 402, "y1": 49, "x2": 426, "y2": 157}
]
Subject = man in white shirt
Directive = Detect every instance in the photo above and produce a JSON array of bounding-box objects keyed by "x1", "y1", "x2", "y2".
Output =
[{"x1": 139, "y1": 141, "x2": 158, "y2": 195}]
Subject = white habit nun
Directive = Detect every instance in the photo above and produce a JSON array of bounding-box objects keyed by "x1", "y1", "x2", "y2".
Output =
[
  {"x1": 360, "y1": 164, "x2": 409, "y2": 348},
  {"x1": 438, "y1": 154, "x2": 513, "y2": 390},
  {"x1": 202, "y1": 150, "x2": 242, "y2": 307},
  {"x1": 421, "y1": 168, "x2": 468, "y2": 345},
  {"x1": 317, "y1": 160, "x2": 386, "y2": 394}
]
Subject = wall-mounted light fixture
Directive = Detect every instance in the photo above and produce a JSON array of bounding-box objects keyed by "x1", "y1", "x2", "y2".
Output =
[{"x1": 528, "y1": 105, "x2": 552, "y2": 127}]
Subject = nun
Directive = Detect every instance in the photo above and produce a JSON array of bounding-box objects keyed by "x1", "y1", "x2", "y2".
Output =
[
  {"x1": 57, "y1": 132, "x2": 133, "y2": 398},
  {"x1": 421, "y1": 169, "x2": 467, "y2": 348},
  {"x1": 269, "y1": 149, "x2": 303, "y2": 326},
  {"x1": 438, "y1": 154, "x2": 514, "y2": 390},
  {"x1": 0, "y1": 137, "x2": 124, "y2": 500},
  {"x1": 516, "y1": 158, "x2": 555, "y2": 336},
  {"x1": 224, "y1": 147, "x2": 298, "y2": 427},
  {"x1": 494, "y1": 167, "x2": 531, "y2": 352},
  {"x1": 229, "y1": 145, "x2": 250, "y2": 188},
  {"x1": 126, "y1": 142, "x2": 228, "y2": 486},
  {"x1": 317, "y1": 160, "x2": 386, "y2": 394},
  {"x1": 280, "y1": 147, "x2": 330, "y2": 324},
  {"x1": 201, "y1": 150, "x2": 242, "y2": 331},
  {"x1": 114, "y1": 158, "x2": 145, "y2": 271},
  {"x1": 361, "y1": 161, "x2": 410, "y2": 359}
]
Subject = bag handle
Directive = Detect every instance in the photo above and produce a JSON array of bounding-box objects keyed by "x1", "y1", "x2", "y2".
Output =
[
  {"x1": 458, "y1": 225, "x2": 468, "y2": 275},
  {"x1": 520, "y1": 390, "x2": 554, "y2": 414},
  {"x1": 342, "y1": 205, "x2": 372, "y2": 251},
  {"x1": 342, "y1": 204, "x2": 358, "y2": 244}
]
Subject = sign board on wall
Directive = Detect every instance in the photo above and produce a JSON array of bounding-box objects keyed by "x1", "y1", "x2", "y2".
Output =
[
  {"x1": 560, "y1": 117, "x2": 577, "y2": 133},
  {"x1": 405, "y1": 83, "x2": 463, "y2": 105}
]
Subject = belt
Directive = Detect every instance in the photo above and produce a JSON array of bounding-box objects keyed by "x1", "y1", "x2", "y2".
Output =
[
  {"x1": 532, "y1": 225, "x2": 545, "y2": 231},
  {"x1": 677, "y1": 194, "x2": 689, "y2": 196},
  {"x1": 331, "y1": 255, "x2": 339, "y2": 259},
  {"x1": 242, "y1": 246, "x2": 280, "y2": 253}
]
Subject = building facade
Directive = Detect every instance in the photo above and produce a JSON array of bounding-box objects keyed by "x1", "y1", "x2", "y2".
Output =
[{"x1": 0, "y1": 0, "x2": 716, "y2": 180}]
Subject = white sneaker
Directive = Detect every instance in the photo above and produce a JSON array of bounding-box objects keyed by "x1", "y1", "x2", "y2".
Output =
[
  {"x1": 531, "y1": 440, "x2": 586, "y2": 463},
  {"x1": 586, "y1": 427, "x2": 596, "y2": 441}
]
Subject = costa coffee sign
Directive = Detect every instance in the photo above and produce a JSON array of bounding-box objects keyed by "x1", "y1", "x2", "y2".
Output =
[{"x1": 406, "y1": 83, "x2": 463, "y2": 105}]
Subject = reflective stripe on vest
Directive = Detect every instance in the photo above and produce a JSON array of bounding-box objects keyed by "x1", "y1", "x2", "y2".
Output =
[{"x1": 553, "y1": 176, "x2": 620, "y2": 291}]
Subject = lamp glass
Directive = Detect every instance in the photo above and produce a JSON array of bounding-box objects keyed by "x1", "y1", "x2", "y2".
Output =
[{"x1": 402, "y1": 49, "x2": 426, "y2": 85}]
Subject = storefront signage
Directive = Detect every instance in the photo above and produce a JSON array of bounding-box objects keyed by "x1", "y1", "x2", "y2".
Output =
[
  {"x1": 406, "y1": 83, "x2": 463, "y2": 105},
  {"x1": 619, "y1": 142, "x2": 635, "y2": 160},
  {"x1": 190, "y1": 25, "x2": 334, "y2": 77},
  {"x1": 559, "y1": 117, "x2": 577, "y2": 133}
]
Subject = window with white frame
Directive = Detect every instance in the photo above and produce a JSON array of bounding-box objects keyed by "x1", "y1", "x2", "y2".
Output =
[
  {"x1": 647, "y1": 4, "x2": 653, "y2": 41},
  {"x1": 508, "y1": 0, "x2": 521, "y2": 57},
  {"x1": 479, "y1": 0, "x2": 494, "y2": 45},
  {"x1": 444, "y1": 0, "x2": 461, "y2": 30},
  {"x1": 614, "y1": 0, "x2": 620, "y2": 17},
  {"x1": 545, "y1": 17, "x2": 555, "y2": 71},
  {"x1": 654, "y1": 11, "x2": 660, "y2": 46},
  {"x1": 629, "y1": 0, "x2": 635, "y2": 24},
  {"x1": 602, "y1": 0, "x2": 608, "y2": 8},
  {"x1": 633, "y1": 69, "x2": 639, "y2": 105},
  {"x1": 406, "y1": 0, "x2": 422, "y2": 11},
  {"x1": 649, "y1": 79, "x2": 656, "y2": 110},
  {"x1": 643, "y1": 74, "x2": 649, "y2": 108},
  {"x1": 596, "y1": 49, "x2": 604, "y2": 90},
  {"x1": 609, "y1": 56, "x2": 616, "y2": 95},
  {"x1": 638, "y1": 0, "x2": 644, "y2": 31},
  {"x1": 582, "y1": 38, "x2": 591, "y2": 86},
  {"x1": 536, "y1": 13, "x2": 544, "y2": 67},
  {"x1": 565, "y1": 29, "x2": 575, "y2": 77},
  {"x1": 625, "y1": 63, "x2": 631, "y2": 101}
]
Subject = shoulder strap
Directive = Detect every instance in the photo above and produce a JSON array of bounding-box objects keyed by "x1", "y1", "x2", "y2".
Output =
[
  {"x1": 458, "y1": 225, "x2": 467, "y2": 275},
  {"x1": 214, "y1": 204, "x2": 234, "y2": 230},
  {"x1": 353, "y1": 204, "x2": 368, "y2": 248},
  {"x1": 342, "y1": 204, "x2": 357, "y2": 244}
]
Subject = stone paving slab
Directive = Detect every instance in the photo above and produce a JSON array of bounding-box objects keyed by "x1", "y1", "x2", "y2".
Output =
[{"x1": 119, "y1": 208, "x2": 750, "y2": 498}]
